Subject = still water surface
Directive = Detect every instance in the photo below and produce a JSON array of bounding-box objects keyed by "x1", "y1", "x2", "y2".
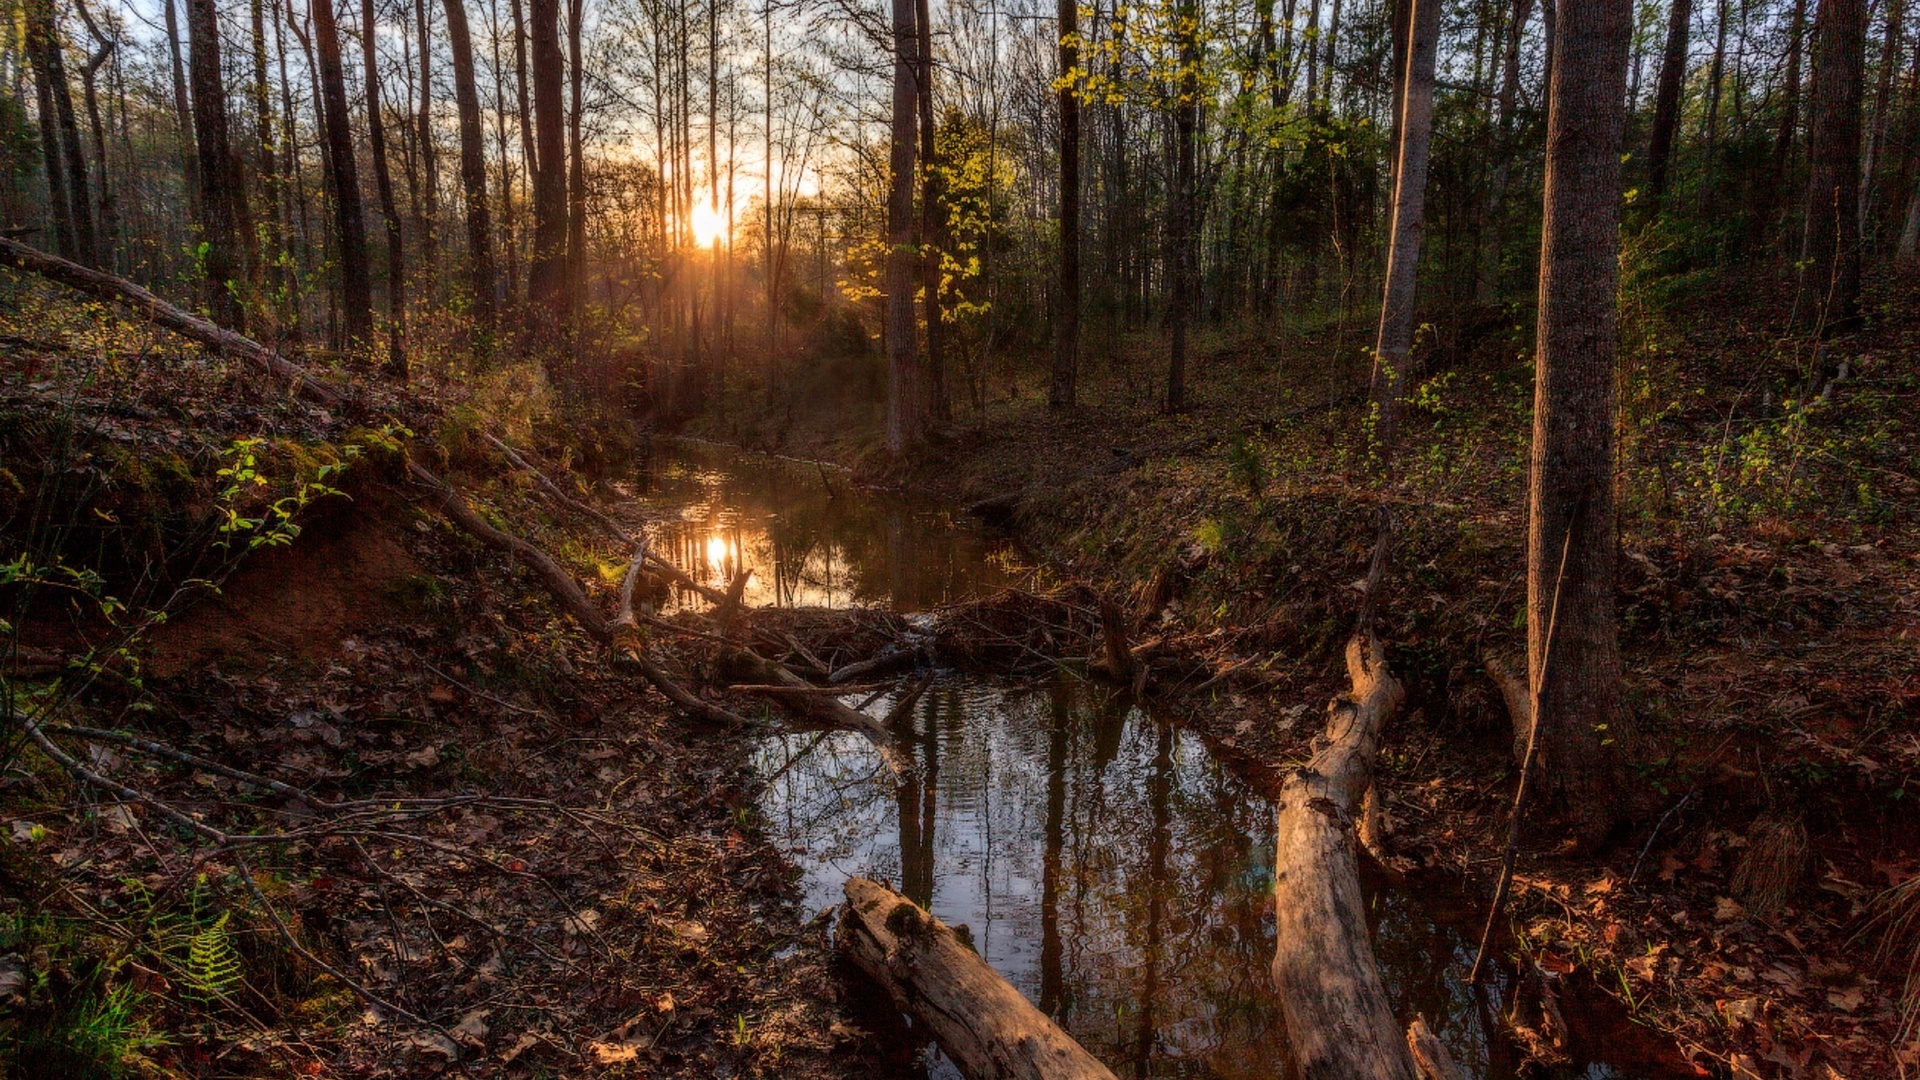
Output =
[{"x1": 637, "y1": 440, "x2": 1687, "y2": 1080}]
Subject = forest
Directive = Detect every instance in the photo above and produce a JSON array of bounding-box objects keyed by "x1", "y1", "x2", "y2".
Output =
[{"x1": 0, "y1": 0, "x2": 1916, "y2": 1073}]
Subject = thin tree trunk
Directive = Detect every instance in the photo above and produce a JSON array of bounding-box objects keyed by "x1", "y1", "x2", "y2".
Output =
[
  {"x1": 1861, "y1": 0, "x2": 1905, "y2": 240},
  {"x1": 1800, "y1": 0, "x2": 1866, "y2": 328},
  {"x1": 1529, "y1": 0, "x2": 1637, "y2": 851},
  {"x1": 73, "y1": 0, "x2": 116, "y2": 270},
  {"x1": 1753, "y1": 0, "x2": 1808, "y2": 245},
  {"x1": 247, "y1": 0, "x2": 285, "y2": 326},
  {"x1": 1699, "y1": 0, "x2": 1727, "y2": 209},
  {"x1": 566, "y1": 0, "x2": 585, "y2": 311},
  {"x1": 1167, "y1": 0, "x2": 1197, "y2": 412},
  {"x1": 415, "y1": 0, "x2": 441, "y2": 264},
  {"x1": 186, "y1": 0, "x2": 242, "y2": 326},
  {"x1": 363, "y1": 0, "x2": 407, "y2": 377},
  {"x1": 1477, "y1": 0, "x2": 1534, "y2": 303},
  {"x1": 916, "y1": 0, "x2": 947, "y2": 422},
  {"x1": 311, "y1": 0, "x2": 372, "y2": 348},
  {"x1": 885, "y1": 0, "x2": 921, "y2": 453},
  {"x1": 275, "y1": 0, "x2": 309, "y2": 339},
  {"x1": 511, "y1": 0, "x2": 538, "y2": 206},
  {"x1": 163, "y1": 0, "x2": 202, "y2": 238},
  {"x1": 527, "y1": 0, "x2": 570, "y2": 322},
  {"x1": 1051, "y1": 0, "x2": 1079, "y2": 410},
  {"x1": 24, "y1": 0, "x2": 75, "y2": 260},
  {"x1": 1370, "y1": 0, "x2": 1440, "y2": 464},
  {"x1": 1645, "y1": 0, "x2": 1691, "y2": 203},
  {"x1": 443, "y1": 0, "x2": 497, "y2": 331}
]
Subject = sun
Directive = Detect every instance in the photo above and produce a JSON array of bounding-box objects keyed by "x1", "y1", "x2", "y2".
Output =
[{"x1": 690, "y1": 202, "x2": 725, "y2": 247}]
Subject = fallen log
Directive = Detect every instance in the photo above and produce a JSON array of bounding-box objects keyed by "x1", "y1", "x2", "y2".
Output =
[
  {"x1": 1406, "y1": 1016, "x2": 1467, "y2": 1080},
  {"x1": 838, "y1": 877, "x2": 1118, "y2": 1080},
  {"x1": 0, "y1": 235, "x2": 344, "y2": 407},
  {"x1": 827, "y1": 640, "x2": 916, "y2": 684},
  {"x1": 1269, "y1": 634, "x2": 1422, "y2": 1080},
  {"x1": 718, "y1": 646, "x2": 908, "y2": 775}
]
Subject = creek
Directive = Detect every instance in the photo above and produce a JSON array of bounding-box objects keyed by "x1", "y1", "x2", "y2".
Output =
[{"x1": 635, "y1": 439, "x2": 1689, "y2": 1080}]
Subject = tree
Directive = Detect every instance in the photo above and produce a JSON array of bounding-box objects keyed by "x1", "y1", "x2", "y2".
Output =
[
  {"x1": 414, "y1": 0, "x2": 441, "y2": 263},
  {"x1": 1528, "y1": 0, "x2": 1638, "y2": 850},
  {"x1": 24, "y1": 0, "x2": 78, "y2": 261},
  {"x1": 311, "y1": 0, "x2": 372, "y2": 348},
  {"x1": 73, "y1": 0, "x2": 118, "y2": 269},
  {"x1": 1166, "y1": 0, "x2": 1198, "y2": 413},
  {"x1": 162, "y1": 0, "x2": 202, "y2": 238},
  {"x1": 1645, "y1": 0, "x2": 1691, "y2": 203},
  {"x1": 1370, "y1": 0, "x2": 1440, "y2": 462},
  {"x1": 1051, "y1": 0, "x2": 1080, "y2": 411},
  {"x1": 527, "y1": 0, "x2": 570, "y2": 320},
  {"x1": 442, "y1": 0, "x2": 498, "y2": 331},
  {"x1": 187, "y1": 0, "x2": 244, "y2": 326},
  {"x1": 884, "y1": 0, "x2": 922, "y2": 453},
  {"x1": 1801, "y1": 0, "x2": 1865, "y2": 328},
  {"x1": 363, "y1": 0, "x2": 407, "y2": 376}
]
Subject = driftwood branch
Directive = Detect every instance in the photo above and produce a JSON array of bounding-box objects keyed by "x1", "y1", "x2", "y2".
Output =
[
  {"x1": 0, "y1": 235, "x2": 344, "y2": 407},
  {"x1": 838, "y1": 877, "x2": 1118, "y2": 1080},
  {"x1": 1270, "y1": 634, "x2": 1421, "y2": 1080},
  {"x1": 718, "y1": 646, "x2": 908, "y2": 775}
]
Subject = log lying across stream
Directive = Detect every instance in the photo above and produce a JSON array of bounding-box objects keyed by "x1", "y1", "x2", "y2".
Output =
[{"x1": 839, "y1": 877, "x2": 1119, "y2": 1080}]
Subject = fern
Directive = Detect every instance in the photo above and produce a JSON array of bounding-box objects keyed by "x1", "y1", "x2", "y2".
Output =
[{"x1": 182, "y1": 911, "x2": 243, "y2": 1004}]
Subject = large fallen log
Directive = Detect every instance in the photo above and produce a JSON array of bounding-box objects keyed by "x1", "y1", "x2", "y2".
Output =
[
  {"x1": 1270, "y1": 634, "x2": 1422, "y2": 1080},
  {"x1": 0, "y1": 235, "x2": 344, "y2": 407},
  {"x1": 838, "y1": 877, "x2": 1118, "y2": 1080}
]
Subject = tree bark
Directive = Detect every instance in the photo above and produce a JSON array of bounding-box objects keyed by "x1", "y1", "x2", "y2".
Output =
[
  {"x1": 1862, "y1": 0, "x2": 1904, "y2": 241},
  {"x1": 1269, "y1": 635, "x2": 1421, "y2": 1080},
  {"x1": 566, "y1": 0, "x2": 585, "y2": 310},
  {"x1": 1167, "y1": 0, "x2": 1197, "y2": 412},
  {"x1": 1476, "y1": 0, "x2": 1534, "y2": 303},
  {"x1": 363, "y1": 0, "x2": 408, "y2": 378},
  {"x1": 163, "y1": 0, "x2": 203, "y2": 240},
  {"x1": 838, "y1": 877, "x2": 1120, "y2": 1080},
  {"x1": 1051, "y1": 0, "x2": 1080, "y2": 410},
  {"x1": 414, "y1": 0, "x2": 441, "y2": 264},
  {"x1": 1752, "y1": 0, "x2": 1808, "y2": 245},
  {"x1": 73, "y1": 0, "x2": 117, "y2": 270},
  {"x1": 442, "y1": 0, "x2": 498, "y2": 330},
  {"x1": 1528, "y1": 0, "x2": 1637, "y2": 851},
  {"x1": 24, "y1": 0, "x2": 77, "y2": 261},
  {"x1": 1801, "y1": 0, "x2": 1866, "y2": 328},
  {"x1": 527, "y1": 0, "x2": 570, "y2": 321},
  {"x1": 246, "y1": 0, "x2": 286, "y2": 322},
  {"x1": 1370, "y1": 0, "x2": 1440, "y2": 465},
  {"x1": 311, "y1": 0, "x2": 373, "y2": 349},
  {"x1": 29, "y1": 0, "x2": 98, "y2": 268},
  {"x1": 1645, "y1": 0, "x2": 1691, "y2": 203},
  {"x1": 916, "y1": 0, "x2": 948, "y2": 423},
  {"x1": 186, "y1": 0, "x2": 243, "y2": 326},
  {"x1": 884, "y1": 0, "x2": 922, "y2": 454}
]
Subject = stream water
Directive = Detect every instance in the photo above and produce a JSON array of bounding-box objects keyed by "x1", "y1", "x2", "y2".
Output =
[{"x1": 634, "y1": 440, "x2": 1692, "y2": 1080}]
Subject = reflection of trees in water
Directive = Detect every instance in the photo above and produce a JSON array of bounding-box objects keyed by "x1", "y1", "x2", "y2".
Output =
[
  {"x1": 635, "y1": 442, "x2": 1011, "y2": 610},
  {"x1": 755, "y1": 676, "x2": 1291, "y2": 1078}
]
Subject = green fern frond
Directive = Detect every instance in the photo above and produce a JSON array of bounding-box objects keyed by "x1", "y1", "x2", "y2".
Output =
[{"x1": 182, "y1": 911, "x2": 243, "y2": 1004}]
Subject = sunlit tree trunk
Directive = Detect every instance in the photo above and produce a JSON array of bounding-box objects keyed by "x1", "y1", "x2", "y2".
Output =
[
  {"x1": 443, "y1": 0, "x2": 497, "y2": 331},
  {"x1": 1370, "y1": 0, "x2": 1439, "y2": 464},
  {"x1": 415, "y1": 0, "x2": 441, "y2": 265},
  {"x1": 527, "y1": 0, "x2": 569, "y2": 323},
  {"x1": 312, "y1": 0, "x2": 372, "y2": 348},
  {"x1": 1528, "y1": 0, "x2": 1637, "y2": 852},
  {"x1": 567, "y1": 0, "x2": 585, "y2": 312},
  {"x1": 916, "y1": 0, "x2": 947, "y2": 422}
]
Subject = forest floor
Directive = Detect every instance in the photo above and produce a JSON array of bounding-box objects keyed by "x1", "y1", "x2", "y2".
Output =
[
  {"x1": 0, "y1": 275, "x2": 903, "y2": 1078},
  {"x1": 689, "y1": 266, "x2": 1920, "y2": 1079}
]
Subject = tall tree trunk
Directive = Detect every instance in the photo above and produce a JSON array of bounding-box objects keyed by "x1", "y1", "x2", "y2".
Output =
[
  {"x1": 916, "y1": 0, "x2": 946, "y2": 422},
  {"x1": 24, "y1": 0, "x2": 75, "y2": 260},
  {"x1": 527, "y1": 0, "x2": 570, "y2": 321},
  {"x1": 1167, "y1": 0, "x2": 1197, "y2": 412},
  {"x1": 415, "y1": 0, "x2": 441, "y2": 264},
  {"x1": 1477, "y1": 0, "x2": 1534, "y2": 302},
  {"x1": 1753, "y1": 0, "x2": 1808, "y2": 245},
  {"x1": 566, "y1": 0, "x2": 585, "y2": 310},
  {"x1": 186, "y1": 0, "x2": 242, "y2": 326},
  {"x1": 884, "y1": 0, "x2": 921, "y2": 453},
  {"x1": 274, "y1": 0, "x2": 307, "y2": 339},
  {"x1": 1801, "y1": 0, "x2": 1866, "y2": 329},
  {"x1": 511, "y1": 0, "x2": 538, "y2": 207},
  {"x1": 247, "y1": 0, "x2": 285, "y2": 325},
  {"x1": 1529, "y1": 0, "x2": 1637, "y2": 851},
  {"x1": 1051, "y1": 0, "x2": 1080, "y2": 410},
  {"x1": 29, "y1": 0, "x2": 98, "y2": 268},
  {"x1": 1699, "y1": 0, "x2": 1727, "y2": 209},
  {"x1": 1861, "y1": 0, "x2": 1905, "y2": 240},
  {"x1": 312, "y1": 0, "x2": 372, "y2": 348},
  {"x1": 73, "y1": 0, "x2": 116, "y2": 270},
  {"x1": 442, "y1": 0, "x2": 497, "y2": 331},
  {"x1": 1370, "y1": 0, "x2": 1440, "y2": 464},
  {"x1": 163, "y1": 0, "x2": 203, "y2": 236},
  {"x1": 363, "y1": 0, "x2": 407, "y2": 377},
  {"x1": 1645, "y1": 0, "x2": 1691, "y2": 203}
]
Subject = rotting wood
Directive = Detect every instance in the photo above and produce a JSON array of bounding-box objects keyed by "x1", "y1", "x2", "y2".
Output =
[
  {"x1": 838, "y1": 877, "x2": 1119, "y2": 1080},
  {"x1": 1096, "y1": 596, "x2": 1134, "y2": 682},
  {"x1": 1270, "y1": 633, "x2": 1422, "y2": 1080},
  {"x1": 827, "y1": 640, "x2": 916, "y2": 684},
  {"x1": 0, "y1": 235, "x2": 344, "y2": 407},
  {"x1": 1406, "y1": 1016, "x2": 1468, "y2": 1080}
]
